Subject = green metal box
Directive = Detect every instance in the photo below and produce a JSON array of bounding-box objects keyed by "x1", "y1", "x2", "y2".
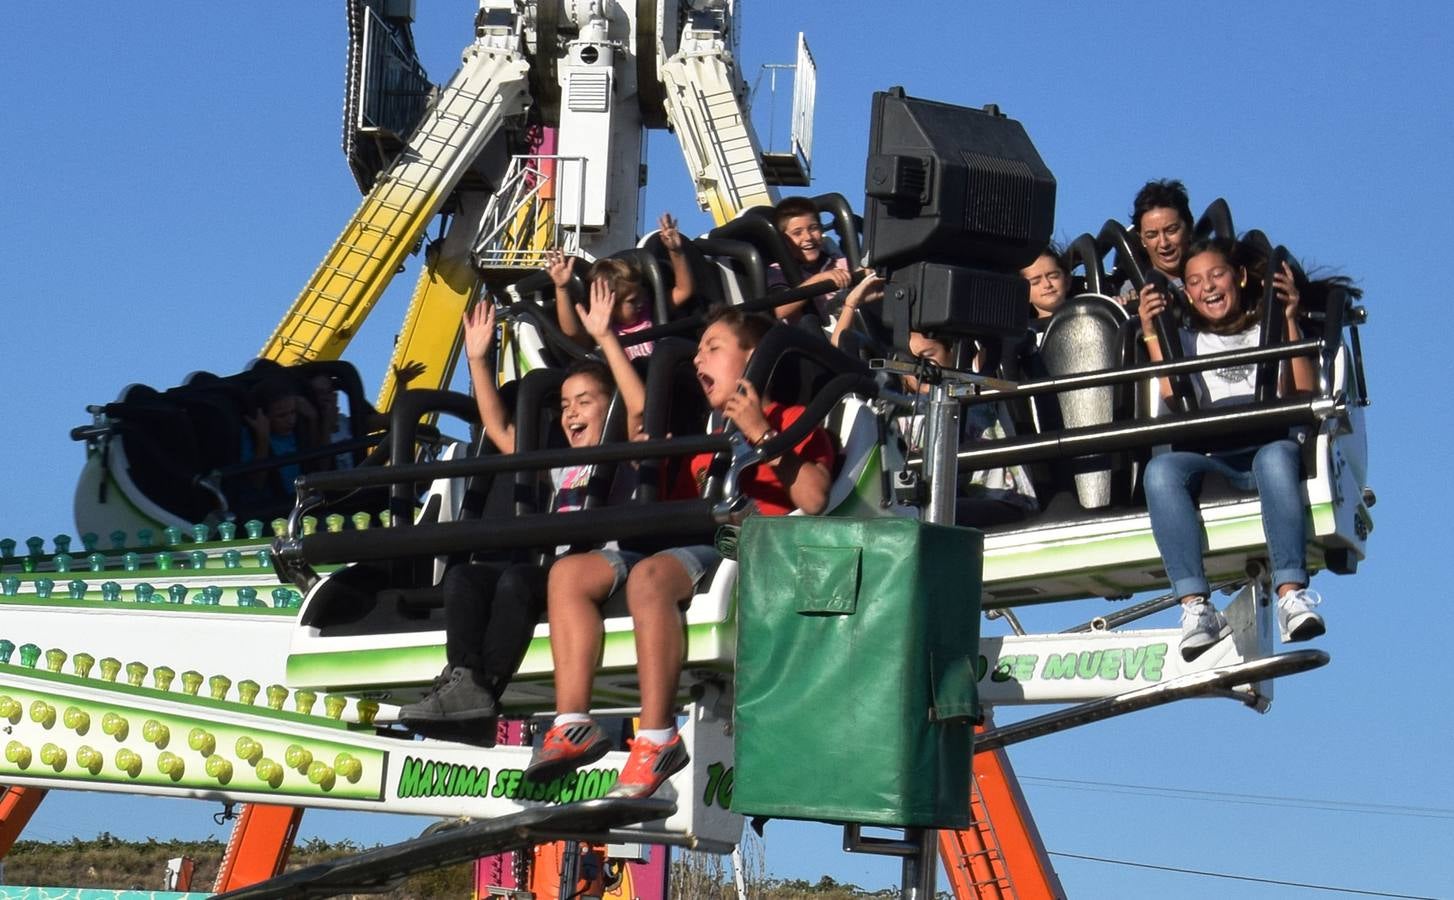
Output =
[{"x1": 732, "y1": 516, "x2": 981, "y2": 828}]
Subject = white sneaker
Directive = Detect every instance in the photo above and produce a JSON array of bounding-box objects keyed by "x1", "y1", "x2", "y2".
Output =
[
  {"x1": 1277, "y1": 588, "x2": 1326, "y2": 643},
  {"x1": 1179, "y1": 598, "x2": 1231, "y2": 662}
]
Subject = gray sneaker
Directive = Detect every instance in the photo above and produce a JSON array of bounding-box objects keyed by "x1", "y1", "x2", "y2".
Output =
[
  {"x1": 398, "y1": 666, "x2": 498, "y2": 726},
  {"x1": 1277, "y1": 588, "x2": 1326, "y2": 643},
  {"x1": 1179, "y1": 598, "x2": 1231, "y2": 662}
]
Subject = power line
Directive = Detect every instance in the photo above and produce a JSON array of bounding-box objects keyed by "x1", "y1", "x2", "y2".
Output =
[
  {"x1": 1019, "y1": 774, "x2": 1454, "y2": 820},
  {"x1": 1049, "y1": 850, "x2": 1441, "y2": 899}
]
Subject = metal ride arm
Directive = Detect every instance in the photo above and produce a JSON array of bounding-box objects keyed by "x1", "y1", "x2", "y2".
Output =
[
  {"x1": 259, "y1": 18, "x2": 530, "y2": 367},
  {"x1": 657, "y1": 5, "x2": 778, "y2": 223}
]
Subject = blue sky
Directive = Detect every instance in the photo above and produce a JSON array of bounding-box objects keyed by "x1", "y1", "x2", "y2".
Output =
[{"x1": 3, "y1": 2, "x2": 1451, "y2": 896}]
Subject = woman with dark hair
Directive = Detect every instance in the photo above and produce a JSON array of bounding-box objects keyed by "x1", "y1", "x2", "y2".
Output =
[
  {"x1": 1137, "y1": 237, "x2": 1326, "y2": 662},
  {"x1": 1132, "y1": 179, "x2": 1194, "y2": 282}
]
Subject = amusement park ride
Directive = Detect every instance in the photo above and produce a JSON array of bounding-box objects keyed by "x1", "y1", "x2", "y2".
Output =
[{"x1": 0, "y1": 1, "x2": 1374, "y2": 897}]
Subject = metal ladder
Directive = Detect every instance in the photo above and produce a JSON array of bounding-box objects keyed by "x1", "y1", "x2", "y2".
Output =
[{"x1": 260, "y1": 42, "x2": 530, "y2": 365}]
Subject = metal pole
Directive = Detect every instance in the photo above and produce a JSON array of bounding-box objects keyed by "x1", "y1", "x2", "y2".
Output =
[{"x1": 902, "y1": 382, "x2": 958, "y2": 899}]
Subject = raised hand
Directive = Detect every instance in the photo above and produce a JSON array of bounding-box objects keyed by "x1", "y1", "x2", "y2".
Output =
[
  {"x1": 545, "y1": 248, "x2": 574, "y2": 288},
  {"x1": 1273, "y1": 261, "x2": 1302, "y2": 321},
  {"x1": 723, "y1": 378, "x2": 771, "y2": 444},
  {"x1": 1137, "y1": 282, "x2": 1169, "y2": 333},
  {"x1": 575, "y1": 277, "x2": 617, "y2": 339},
  {"x1": 461, "y1": 302, "x2": 497, "y2": 362},
  {"x1": 393, "y1": 360, "x2": 428, "y2": 385},
  {"x1": 658, "y1": 211, "x2": 684, "y2": 252},
  {"x1": 842, "y1": 270, "x2": 885, "y2": 313}
]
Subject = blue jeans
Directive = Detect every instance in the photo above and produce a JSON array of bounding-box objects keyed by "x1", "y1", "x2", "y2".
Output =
[{"x1": 1144, "y1": 439, "x2": 1308, "y2": 599}]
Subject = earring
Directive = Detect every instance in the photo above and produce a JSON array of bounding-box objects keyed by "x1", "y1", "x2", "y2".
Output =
[{"x1": 1239, "y1": 275, "x2": 1247, "y2": 287}]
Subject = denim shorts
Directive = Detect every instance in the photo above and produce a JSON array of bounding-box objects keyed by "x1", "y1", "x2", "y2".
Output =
[
  {"x1": 593, "y1": 547, "x2": 644, "y2": 595},
  {"x1": 654, "y1": 544, "x2": 723, "y2": 590}
]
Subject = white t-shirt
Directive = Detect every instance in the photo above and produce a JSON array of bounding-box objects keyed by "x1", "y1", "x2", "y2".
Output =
[{"x1": 1180, "y1": 324, "x2": 1261, "y2": 408}]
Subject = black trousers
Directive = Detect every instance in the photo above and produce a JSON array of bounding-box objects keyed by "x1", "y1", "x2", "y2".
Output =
[{"x1": 443, "y1": 561, "x2": 549, "y2": 690}]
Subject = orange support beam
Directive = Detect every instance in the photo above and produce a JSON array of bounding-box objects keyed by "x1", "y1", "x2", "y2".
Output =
[
  {"x1": 939, "y1": 723, "x2": 1066, "y2": 899},
  {"x1": 0, "y1": 787, "x2": 46, "y2": 859},
  {"x1": 212, "y1": 803, "x2": 305, "y2": 892}
]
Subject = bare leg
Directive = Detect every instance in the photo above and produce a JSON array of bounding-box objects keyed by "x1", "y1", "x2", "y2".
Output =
[
  {"x1": 624, "y1": 554, "x2": 694, "y2": 730},
  {"x1": 547, "y1": 552, "x2": 618, "y2": 714}
]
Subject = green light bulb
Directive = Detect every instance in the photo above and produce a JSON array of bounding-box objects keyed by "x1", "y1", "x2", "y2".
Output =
[
  {"x1": 270, "y1": 518, "x2": 287, "y2": 538},
  {"x1": 323, "y1": 694, "x2": 346, "y2": 720},
  {"x1": 256, "y1": 758, "x2": 284, "y2": 788},
  {"x1": 44, "y1": 648, "x2": 66, "y2": 672},
  {"x1": 108, "y1": 530, "x2": 127, "y2": 550},
  {"x1": 1, "y1": 577, "x2": 20, "y2": 597},
  {"x1": 222, "y1": 550, "x2": 241, "y2": 569},
  {"x1": 80, "y1": 533, "x2": 98, "y2": 552},
  {"x1": 132, "y1": 583, "x2": 154, "y2": 603},
  {"x1": 99, "y1": 657, "x2": 121, "y2": 682},
  {"x1": 125, "y1": 661, "x2": 148, "y2": 687},
  {"x1": 301, "y1": 516, "x2": 318, "y2": 536},
  {"x1": 122, "y1": 552, "x2": 140, "y2": 572},
  {"x1": 237, "y1": 680, "x2": 260, "y2": 705},
  {"x1": 243, "y1": 519, "x2": 264, "y2": 539},
  {"x1": 136, "y1": 528, "x2": 154, "y2": 547},
  {"x1": 285, "y1": 744, "x2": 312, "y2": 772},
  {"x1": 63, "y1": 706, "x2": 90, "y2": 734},
  {"x1": 335, "y1": 754, "x2": 363, "y2": 783},
  {"x1": 19, "y1": 644, "x2": 41, "y2": 669},
  {"x1": 351, "y1": 511, "x2": 371, "y2": 531},
  {"x1": 293, "y1": 690, "x2": 317, "y2": 716},
  {"x1": 354, "y1": 699, "x2": 379, "y2": 726},
  {"x1": 72, "y1": 652, "x2": 95, "y2": 678},
  {"x1": 162, "y1": 526, "x2": 182, "y2": 546},
  {"x1": 0, "y1": 696, "x2": 20, "y2": 723},
  {"x1": 101, "y1": 712, "x2": 129, "y2": 741},
  {"x1": 76, "y1": 745, "x2": 102, "y2": 774},
  {"x1": 40, "y1": 743, "x2": 66, "y2": 771},
  {"x1": 115, "y1": 748, "x2": 142, "y2": 777},
  {"x1": 0, "y1": 640, "x2": 13, "y2": 664},
  {"x1": 87, "y1": 553, "x2": 107, "y2": 573},
  {"x1": 29, "y1": 700, "x2": 55, "y2": 728},
  {"x1": 157, "y1": 751, "x2": 184, "y2": 780},
  {"x1": 192, "y1": 523, "x2": 211, "y2": 544},
  {"x1": 154, "y1": 551, "x2": 173, "y2": 571},
  {"x1": 152, "y1": 666, "x2": 175, "y2": 691},
  {"x1": 67, "y1": 579, "x2": 87, "y2": 600},
  {"x1": 52, "y1": 535, "x2": 72, "y2": 554},
  {"x1": 0, "y1": 539, "x2": 14, "y2": 558},
  {"x1": 307, "y1": 760, "x2": 335, "y2": 790},
  {"x1": 235, "y1": 736, "x2": 263, "y2": 765},
  {"x1": 206, "y1": 754, "x2": 233, "y2": 784},
  {"x1": 6, "y1": 741, "x2": 32, "y2": 769},
  {"x1": 188, "y1": 727, "x2": 216, "y2": 756},
  {"x1": 34, "y1": 578, "x2": 55, "y2": 600},
  {"x1": 53, "y1": 553, "x2": 73, "y2": 574},
  {"x1": 181, "y1": 670, "x2": 204, "y2": 695},
  {"x1": 208, "y1": 674, "x2": 231, "y2": 700},
  {"x1": 142, "y1": 719, "x2": 169, "y2": 748},
  {"x1": 265, "y1": 685, "x2": 288, "y2": 710},
  {"x1": 188, "y1": 550, "x2": 207, "y2": 571},
  {"x1": 100, "y1": 581, "x2": 121, "y2": 602},
  {"x1": 325, "y1": 514, "x2": 344, "y2": 534}
]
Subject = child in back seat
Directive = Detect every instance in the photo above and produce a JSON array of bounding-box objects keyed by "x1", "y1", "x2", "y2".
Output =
[
  {"x1": 527, "y1": 307, "x2": 836, "y2": 799},
  {"x1": 397, "y1": 284, "x2": 644, "y2": 740},
  {"x1": 548, "y1": 212, "x2": 695, "y2": 360}
]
